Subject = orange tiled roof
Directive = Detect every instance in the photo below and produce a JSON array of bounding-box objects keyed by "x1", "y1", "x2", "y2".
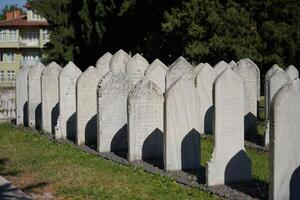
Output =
[{"x1": 0, "y1": 15, "x2": 48, "y2": 27}]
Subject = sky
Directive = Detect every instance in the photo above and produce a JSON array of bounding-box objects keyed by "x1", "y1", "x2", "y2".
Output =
[{"x1": 0, "y1": 0, "x2": 27, "y2": 11}]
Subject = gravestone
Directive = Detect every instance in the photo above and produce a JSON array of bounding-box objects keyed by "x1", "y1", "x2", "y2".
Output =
[
  {"x1": 16, "y1": 65, "x2": 31, "y2": 126},
  {"x1": 126, "y1": 53, "x2": 149, "y2": 86},
  {"x1": 0, "y1": 89, "x2": 15, "y2": 119},
  {"x1": 194, "y1": 63, "x2": 204, "y2": 74},
  {"x1": 164, "y1": 74, "x2": 201, "y2": 171},
  {"x1": 229, "y1": 60, "x2": 237, "y2": 68},
  {"x1": 270, "y1": 79, "x2": 300, "y2": 200},
  {"x1": 96, "y1": 52, "x2": 112, "y2": 76},
  {"x1": 264, "y1": 65, "x2": 282, "y2": 126},
  {"x1": 28, "y1": 62, "x2": 45, "y2": 129},
  {"x1": 214, "y1": 61, "x2": 230, "y2": 77},
  {"x1": 196, "y1": 63, "x2": 215, "y2": 134},
  {"x1": 76, "y1": 66, "x2": 102, "y2": 146},
  {"x1": 97, "y1": 72, "x2": 133, "y2": 153},
  {"x1": 207, "y1": 68, "x2": 251, "y2": 186},
  {"x1": 234, "y1": 58, "x2": 260, "y2": 137},
  {"x1": 165, "y1": 56, "x2": 194, "y2": 89},
  {"x1": 285, "y1": 65, "x2": 299, "y2": 80},
  {"x1": 55, "y1": 61, "x2": 82, "y2": 140},
  {"x1": 265, "y1": 70, "x2": 290, "y2": 145},
  {"x1": 41, "y1": 62, "x2": 62, "y2": 134},
  {"x1": 145, "y1": 59, "x2": 168, "y2": 93},
  {"x1": 109, "y1": 49, "x2": 130, "y2": 73},
  {"x1": 128, "y1": 79, "x2": 164, "y2": 161}
]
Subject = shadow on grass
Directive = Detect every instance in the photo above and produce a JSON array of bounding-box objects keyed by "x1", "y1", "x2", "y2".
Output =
[
  {"x1": 0, "y1": 158, "x2": 20, "y2": 177},
  {"x1": 21, "y1": 182, "x2": 49, "y2": 193}
]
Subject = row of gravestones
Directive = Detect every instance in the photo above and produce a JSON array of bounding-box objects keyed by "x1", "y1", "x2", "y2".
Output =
[
  {"x1": 0, "y1": 89, "x2": 15, "y2": 119},
  {"x1": 15, "y1": 49, "x2": 299, "y2": 200}
]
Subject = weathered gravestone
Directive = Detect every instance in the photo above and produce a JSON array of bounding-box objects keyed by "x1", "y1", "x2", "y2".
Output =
[
  {"x1": 164, "y1": 74, "x2": 201, "y2": 171},
  {"x1": 207, "y1": 68, "x2": 251, "y2": 186},
  {"x1": 265, "y1": 69, "x2": 289, "y2": 146},
  {"x1": 16, "y1": 65, "x2": 31, "y2": 126},
  {"x1": 109, "y1": 49, "x2": 130, "y2": 73},
  {"x1": 55, "y1": 61, "x2": 82, "y2": 140},
  {"x1": 76, "y1": 66, "x2": 102, "y2": 146},
  {"x1": 285, "y1": 65, "x2": 299, "y2": 80},
  {"x1": 41, "y1": 62, "x2": 62, "y2": 134},
  {"x1": 0, "y1": 89, "x2": 15, "y2": 119},
  {"x1": 233, "y1": 58, "x2": 260, "y2": 137},
  {"x1": 145, "y1": 59, "x2": 168, "y2": 93},
  {"x1": 229, "y1": 60, "x2": 237, "y2": 68},
  {"x1": 214, "y1": 61, "x2": 230, "y2": 77},
  {"x1": 196, "y1": 63, "x2": 215, "y2": 134},
  {"x1": 128, "y1": 79, "x2": 164, "y2": 161},
  {"x1": 28, "y1": 62, "x2": 45, "y2": 129},
  {"x1": 270, "y1": 79, "x2": 300, "y2": 200},
  {"x1": 165, "y1": 56, "x2": 194, "y2": 90},
  {"x1": 126, "y1": 53, "x2": 149, "y2": 86},
  {"x1": 97, "y1": 72, "x2": 133, "y2": 153},
  {"x1": 96, "y1": 52, "x2": 112, "y2": 76},
  {"x1": 194, "y1": 63, "x2": 204, "y2": 74}
]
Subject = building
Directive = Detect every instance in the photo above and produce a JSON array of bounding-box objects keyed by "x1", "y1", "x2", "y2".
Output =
[{"x1": 0, "y1": 4, "x2": 49, "y2": 87}]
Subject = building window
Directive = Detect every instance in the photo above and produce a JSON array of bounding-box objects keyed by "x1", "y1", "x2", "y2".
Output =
[
  {"x1": 32, "y1": 11, "x2": 42, "y2": 20},
  {"x1": 0, "y1": 71, "x2": 4, "y2": 82},
  {"x1": 4, "y1": 52, "x2": 15, "y2": 62},
  {"x1": 23, "y1": 51, "x2": 39, "y2": 60},
  {"x1": 0, "y1": 29, "x2": 17, "y2": 42},
  {"x1": 7, "y1": 70, "x2": 15, "y2": 81},
  {"x1": 41, "y1": 29, "x2": 49, "y2": 42}
]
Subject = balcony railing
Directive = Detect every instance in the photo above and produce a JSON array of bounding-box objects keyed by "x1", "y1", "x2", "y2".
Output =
[
  {"x1": 19, "y1": 40, "x2": 39, "y2": 47},
  {"x1": 0, "y1": 78, "x2": 15, "y2": 88},
  {"x1": 20, "y1": 59, "x2": 40, "y2": 67}
]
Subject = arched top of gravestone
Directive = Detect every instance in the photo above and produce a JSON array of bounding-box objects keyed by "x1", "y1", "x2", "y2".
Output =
[
  {"x1": 229, "y1": 60, "x2": 237, "y2": 68},
  {"x1": 194, "y1": 63, "x2": 204, "y2": 73},
  {"x1": 98, "y1": 72, "x2": 133, "y2": 95},
  {"x1": 77, "y1": 66, "x2": 102, "y2": 88},
  {"x1": 60, "y1": 61, "x2": 82, "y2": 78},
  {"x1": 125, "y1": 53, "x2": 149, "y2": 75},
  {"x1": 109, "y1": 49, "x2": 130, "y2": 73},
  {"x1": 285, "y1": 65, "x2": 299, "y2": 80},
  {"x1": 43, "y1": 61, "x2": 62, "y2": 75},
  {"x1": 16, "y1": 65, "x2": 31, "y2": 79},
  {"x1": 96, "y1": 52, "x2": 112, "y2": 76},
  {"x1": 266, "y1": 64, "x2": 284, "y2": 80},
  {"x1": 28, "y1": 62, "x2": 45, "y2": 78},
  {"x1": 145, "y1": 59, "x2": 168, "y2": 75},
  {"x1": 196, "y1": 63, "x2": 215, "y2": 87},
  {"x1": 165, "y1": 73, "x2": 195, "y2": 99},
  {"x1": 128, "y1": 78, "x2": 163, "y2": 104},
  {"x1": 215, "y1": 68, "x2": 243, "y2": 92},
  {"x1": 214, "y1": 61, "x2": 231, "y2": 77}
]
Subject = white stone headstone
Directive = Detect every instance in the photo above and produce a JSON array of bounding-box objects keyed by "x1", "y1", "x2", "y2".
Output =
[
  {"x1": 55, "y1": 61, "x2": 82, "y2": 140},
  {"x1": 109, "y1": 49, "x2": 130, "y2": 73},
  {"x1": 234, "y1": 58, "x2": 260, "y2": 137},
  {"x1": 28, "y1": 62, "x2": 45, "y2": 129},
  {"x1": 96, "y1": 52, "x2": 112, "y2": 76},
  {"x1": 196, "y1": 63, "x2": 215, "y2": 134},
  {"x1": 145, "y1": 59, "x2": 167, "y2": 93},
  {"x1": 76, "y1": 66, "x2": 102, "y2": 146},
  {"x1": 165, "y1": 56, "x2": 194, "y2": 89},
  {"x1": 164, "y1": 74, "x2": 201, "y2": 171},
  {"x1": 126, "y1": 53, "x2": 149, "y2": 86},
  {"x1": 16, "y1": 65, "x2": 31, "y2": 126},
  {"x1": 128, "y1": 79, "x2": 164, "y2": 161},
  {"x1": 214, "y1": 61, "x2": 230, "y2": 77},
  {"x1": 285, "y1": 65, "x2": 299, "y2": 80},
  {"x1": 41, "y1": 62, "x2": 62, "y2": 134},
  {"x1": 97, "y1": 72, "x2": 133, "y2": 153},
  {"x1": 207, "y1": 68, "x2": 251, "y2": 186},
  {"x1": 270, "y1": 79, "x2": 300, "y2": 200},
  {"x1": 194, "y1": 63, "x2": 204, "y2": 74},
  {"x1": 229, "y1": 60, "x2": 237, "y2": 68},
  {"x1": 265, "y1": 69, "x2": 290, "y2": 145}
]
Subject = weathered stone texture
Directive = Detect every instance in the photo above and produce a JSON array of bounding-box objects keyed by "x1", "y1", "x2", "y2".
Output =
[
  {"x1": 16, "y1": 65, "x2": 31, "y2": 126},
  {"x1": 164, "y1": 75, "x2": 201, "y2": 171},
  {"x1": 270, "y1": 79, "x2": 300, "y2": 200},
  {"x1": 41, "y1": 62, "x2": 62, "y2": 134},
  {"x1": 207, "y1": 68, "x2": 251, "y2": 186},
  {"x1": 126, "y1": 54, "x2": 149, "y2": 86},
  {"x1": 28, "y1": 62, "x2": 45, "y2": 129},
  {"x1": 128, "y1": 79, "x2": 164, "y2": 161},
  {"x1": 285, "y1": 65, "x2": 299, "y2": 80},
  {"x1": 109, "y1": 49, "x2": 130, "y2": 73},
  {"x1": 214, "y1": 61, "x2": 230, "y2": 77},
  {"x1": 229, "y1": 60, "x2": 237, "y2": 68},
  {"x1": 145, "y1": 59, "x2": 167, "y2": 93},
  {"x1": 195, "y1": 63, "x2": 215, "y2": 134},
  {"x1": 0, "y1": 89, "x2": 15, "y2": 119},
  {"x1": 97, "y1": 72, "x2": 133, "y2": 153},
  {"x1": 55, "y1": 62, "x2": 82, "y2": 140},
  {"x1": 76, "y1": 66, "x2": 102, "y2": 146},
  {"x1": 165, "y1": 56, "x2": 194, "y2": 89},
  {"x1": 96, "y1": 52, "x2": 112, "y2": 76}
]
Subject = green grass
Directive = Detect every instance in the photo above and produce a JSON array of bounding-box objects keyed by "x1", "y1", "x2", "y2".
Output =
[{"x1": 0, "y1": 123, "x2": 219, "y2": 200}]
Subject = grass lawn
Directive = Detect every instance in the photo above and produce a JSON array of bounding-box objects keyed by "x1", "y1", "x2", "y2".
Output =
[{"x1": 0, "y1": 123, "x2": 220, "y2": 200}]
